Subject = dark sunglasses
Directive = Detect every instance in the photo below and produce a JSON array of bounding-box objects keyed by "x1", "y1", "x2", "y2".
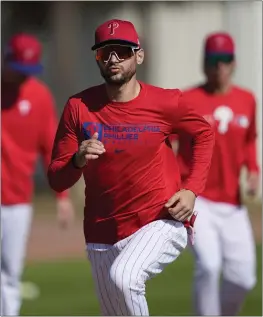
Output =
[
  {"x1": 95, "y1": 45, "x2": 139, "y2": 63},
  {"x1": 205, "y1": 54, "x2": 234, "y2": 66}
]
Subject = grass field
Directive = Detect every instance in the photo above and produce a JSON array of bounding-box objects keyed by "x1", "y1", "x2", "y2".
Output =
[{"x1": 21, "y1": 245, "x2": 262, "y2": 316}]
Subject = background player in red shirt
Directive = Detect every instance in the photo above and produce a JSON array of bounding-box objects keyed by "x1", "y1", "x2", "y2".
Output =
[
  {"x1": 1, "y1": 33, "x2": 75, "y2": 316},
  {"x1": 176, "y1": 32, "x2": 260, "y2": 316},
  {"x1": 48, "y1": 19, "x2": 214, "y2": 316}
]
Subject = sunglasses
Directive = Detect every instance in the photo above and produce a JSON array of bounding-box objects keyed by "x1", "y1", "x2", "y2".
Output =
[
  {"x1": 95, "y1": 45, "x2": 139, "y2": 63},
  {"x1": 205, "y1": 54, "x2": 234, "y2": 66}
]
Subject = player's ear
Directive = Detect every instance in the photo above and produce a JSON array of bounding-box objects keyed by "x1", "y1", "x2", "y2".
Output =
[
  {"x1": 136, "y1": 49, "x2": 144, "y2": 65},
  {"x1": 231, "y1": 60, "x2": 236, "y2": 73}
]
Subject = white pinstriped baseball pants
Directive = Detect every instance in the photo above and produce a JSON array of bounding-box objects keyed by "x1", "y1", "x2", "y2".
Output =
[
  {"x1": 86, "y1": 219, "x2": 188, "y2": 316},
  {"x1": 1, "y1": 204, "x2": 33, "y2": 316}
]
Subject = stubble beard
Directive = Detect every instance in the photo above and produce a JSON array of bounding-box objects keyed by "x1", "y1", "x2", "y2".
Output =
[{"x1": 100, "y1": 67, "x2": 136, "y2": 86}]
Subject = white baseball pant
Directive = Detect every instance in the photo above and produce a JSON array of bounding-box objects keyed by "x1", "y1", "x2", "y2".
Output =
[
  {"x1": 87, "y1": 219, "x2": 188, "y2": 316},
  {"x1": 191, "y1": 196, "x2": 256, "y2": 316},
  {"x1": 1, "y1": 204, "x2": 33, "y2": 316}
]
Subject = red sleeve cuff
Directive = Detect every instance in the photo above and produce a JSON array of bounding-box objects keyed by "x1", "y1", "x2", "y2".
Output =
[
  {"x1": 248, "y1": 166, "x2": 260, "y2": 174},
  {"x1": 55, "y1": 190, "x2": 69, "y2": 199},
  {"x1": 181, "y1": 185, "x2": 199, "y2": 197}
]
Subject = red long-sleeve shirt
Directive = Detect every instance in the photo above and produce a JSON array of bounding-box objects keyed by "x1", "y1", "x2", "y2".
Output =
[
  {"x1": 48, "y1": 82, "x2": 214, "y2": 244},
  {"x1": 177, "y1": 85, "x2": 259, "y2": 206},
  {"x1": 1, "y1": 77, "x2": 68, "y2": 205}
]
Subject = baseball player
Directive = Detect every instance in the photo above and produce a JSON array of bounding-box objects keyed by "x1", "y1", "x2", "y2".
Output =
[
  {"x1": 176, "y1": 32, "x2": 259, "y2": 316},
  {"x1": 47, "y1": 19, "x2": 214, "y2": 316},
  {"x1": 1, "y1": 33, "x2": 75, "y2": 316}
]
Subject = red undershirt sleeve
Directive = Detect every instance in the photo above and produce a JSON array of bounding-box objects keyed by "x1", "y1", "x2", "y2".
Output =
[
  {"x1": 38, "y1": 87, "x2": 69, "y2": 199},
  {"x1": 47, "y1": 99, "x2": 84, "y2": 192},
  {"x1": 170, "y1": 91, "x2": 215, "y2": 196},
  {"x1": 244, "y1": 96, "x2": 260, "y2": 173}
]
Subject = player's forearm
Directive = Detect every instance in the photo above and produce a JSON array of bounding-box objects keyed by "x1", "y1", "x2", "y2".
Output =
[
  {"x1": 183, "y1": 129, "x2": 215, "y2": 196},
  {"x1": 47, "y1": 156, "x2": 83, "y2": 192},
  {"x1": 41, "y1": 151, "x2": 71, "y2": 197},
  {"x1": 48, "y1": 156, "x2": 71, "y2": 197},
  {"x1": 245, "y1": 141, "x2": 260, "y2": 173}
]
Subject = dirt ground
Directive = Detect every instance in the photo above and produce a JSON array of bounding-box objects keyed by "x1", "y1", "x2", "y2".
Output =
[
  {"x1": 26, "y1": 194, "x2": 262, "y2": 263},
  {"x1": 26, "y1": 194, "x2": 86, "y2": 262}
]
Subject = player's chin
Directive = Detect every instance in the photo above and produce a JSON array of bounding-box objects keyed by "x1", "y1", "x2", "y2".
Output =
[{"x1": 105, "y1": 74, "x2": 126, "y2": 85}]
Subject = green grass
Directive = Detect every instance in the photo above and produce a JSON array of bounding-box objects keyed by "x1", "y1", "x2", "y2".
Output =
[{"x1": 21, "y1": 246, "x2": 262, "y2": 316}]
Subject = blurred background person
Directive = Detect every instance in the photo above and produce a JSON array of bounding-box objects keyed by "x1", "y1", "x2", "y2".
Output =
[
  {"x1": 176, "y1": 32, "x2": 260, "y2": 316},
  {"x1": 1, "y1": 33, "x2": 75, "y2": 316}
]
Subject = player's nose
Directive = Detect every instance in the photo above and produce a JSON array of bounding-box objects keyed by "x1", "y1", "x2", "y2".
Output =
[{"x1": 108, "y1": 52, "x2": 119, "y2": 63}]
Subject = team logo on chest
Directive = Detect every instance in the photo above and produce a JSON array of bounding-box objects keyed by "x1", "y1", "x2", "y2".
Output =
[
  {"x1": 205, "y1": 105, "x2": 250, "y2": 134},
  {"x1": 236, "y1": 115, "x2": 249, "y2": 128},
  {"x1": 82, "y1": 122, "x2": 161, "y2": 153},
  {"x1": 18, "y1": 100, "x2": 31, "y2": 116},
  {"x1": 213, "y1": 105, "x2": 234, "y2": 134}
]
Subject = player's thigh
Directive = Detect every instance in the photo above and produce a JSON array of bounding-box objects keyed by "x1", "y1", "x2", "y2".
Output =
[
  {"x1": 109, "y1": 220, "x2": 188, "y2": 290},
  {"x1": 87, "y1": 247, "x2": 120, "y2": 315},
  {"x1": 191, "y1": 197, "x2": 222, "y2": 271},
  {"x1": 221, "y1": 206, "x2": 256, "y2": 287},
  {"x1": 1, "y1": 204, "x2": 33, "y2": 276},
  {"x1": 88, "y1": 247, "x2": 120, "y2": 285}
]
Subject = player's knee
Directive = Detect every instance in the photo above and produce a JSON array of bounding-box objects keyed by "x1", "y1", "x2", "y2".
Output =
[
  {"x1": 196, "y1": 258, "x2": 221, "y2": 279},
  {"x1": 239, "y1": 263, "x2": 257, "y2": 291},
  {"x1": 109, "y1": 262, "x2": 125, "y2": 291},
  {"x1": 240, "y1": 274, "x2": 256, "y2": 291},
  {"x1": 224, "y1": 262, "x2": 256, "y2": 291},
  {"x1": 4, "y1": 266, "x2": 21, "y2": 286},
  {"x1": 109, "y1": 263, "x2": 144, "y2": 294}
]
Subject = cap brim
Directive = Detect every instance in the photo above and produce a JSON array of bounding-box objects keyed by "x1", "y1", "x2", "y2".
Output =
[
  {"x1": 205, "y1": 52, "x2": 234, "y2": 57},
  {"x1": 204, "y1": 53, "x2": 235, "y2": 65},
  {"x1": 91, "y1": 39, "x2": 139, "y2": 51},
  {"x1": 7, "y1": 61, "x2": 43, "y2": 75}
]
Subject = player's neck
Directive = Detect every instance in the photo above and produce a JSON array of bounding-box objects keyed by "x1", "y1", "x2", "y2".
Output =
[
  {"x1": 205, "y1": 81, "x2": 232, "y2": 95},
  {"x1": 105, "y1": 77, "x2": 141, "y2": 103}
]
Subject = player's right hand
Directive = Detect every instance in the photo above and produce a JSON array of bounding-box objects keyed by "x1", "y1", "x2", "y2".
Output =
[
  {"x1": 73, "y1": 132, "x2": 105, "y2": 168},
  {"x1": 246, "y1": 171, "x2": 259, "y2": 197},
  {"x1": 165, "y1": 189, "x2": 196, "y2": 222}
]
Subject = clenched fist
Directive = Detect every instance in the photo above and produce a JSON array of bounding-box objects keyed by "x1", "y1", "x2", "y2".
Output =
[
  {"x1": 165, "y1": 189, "x2": 196, "y2": 222},
  {"x1": 73, "y1": 132, "x2": 106, "y2": 168},
  {"x1": 246, "y1": 171, "x2": 259, "y2": 197}
]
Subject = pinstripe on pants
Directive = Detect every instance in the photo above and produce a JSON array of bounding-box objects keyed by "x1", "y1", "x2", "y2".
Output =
[{"x1": 87, "y1": 219, "x2": 188, "y2": 316}]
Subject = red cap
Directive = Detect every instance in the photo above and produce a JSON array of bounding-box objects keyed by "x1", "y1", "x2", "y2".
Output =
[
  {"x1": 4, "y1": 33, "x2": 43, "y2": 75},
  {"x1": 91, "y1": 19, "x2": 140, "y2": 50},
  {"x1": 204, "y1": 32, "x2": 235, "y2": 56}
]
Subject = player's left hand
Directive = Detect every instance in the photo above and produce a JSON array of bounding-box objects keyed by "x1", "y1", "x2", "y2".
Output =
[
  {"x1": 165, "y1": 189, "x2": 196, "y2": 222},
  {"x1": 56, "y1": 197, "x2": 75, "y2": 229},
  {"x1": 247, "y1": 171, "x2": 259, "y2": 197}
]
